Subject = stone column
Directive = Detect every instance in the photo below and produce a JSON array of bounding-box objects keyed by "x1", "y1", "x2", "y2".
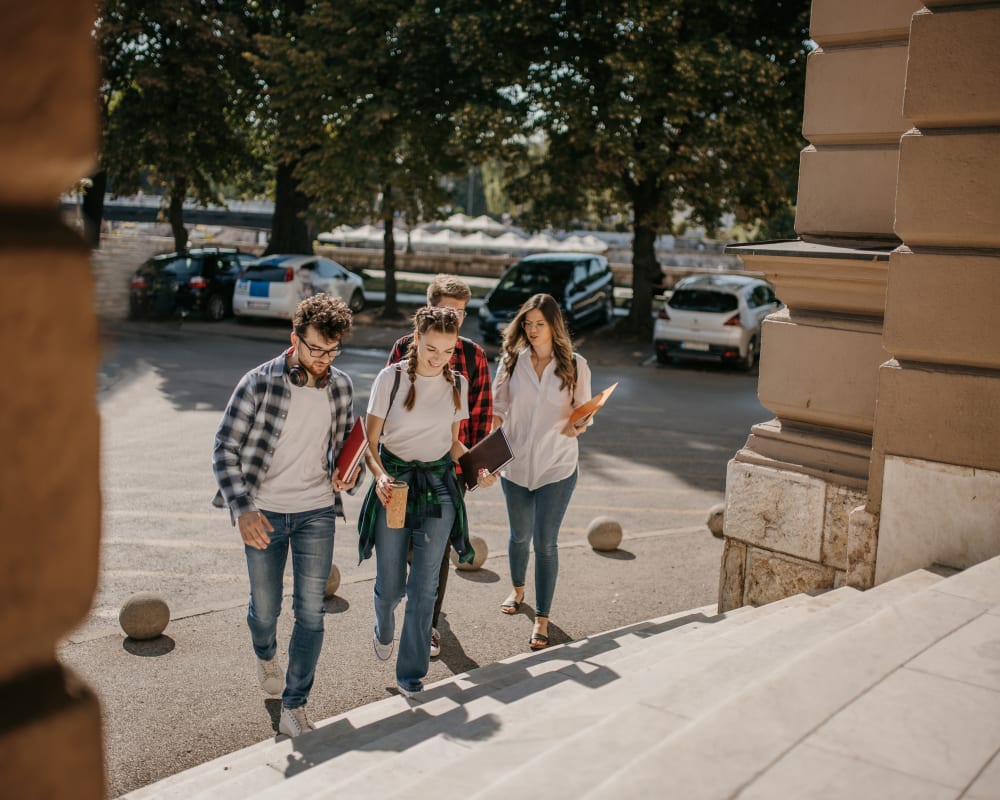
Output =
[
  {"x1": 872, "y1": 1, "x2": 1000, "y2": 583},
  {"x1": 718, "y1": 0, "x2": 921, "y2": 610},
  {"x1": 0, "y1": 3, "x2": 105, "y2": 797}
]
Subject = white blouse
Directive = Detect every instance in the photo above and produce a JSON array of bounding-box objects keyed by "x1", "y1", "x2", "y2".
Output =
[{"x1": 493, "y1": 347, "x2": 592, "y2": 491}]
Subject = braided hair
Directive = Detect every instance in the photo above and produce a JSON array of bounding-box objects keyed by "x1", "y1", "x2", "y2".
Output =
[
  {"x1": 500, "y1": 293, "x2": 577, "y2": 398},
  {"x1": 402, "y1": 305, "x2": 462, "y2": 411}
]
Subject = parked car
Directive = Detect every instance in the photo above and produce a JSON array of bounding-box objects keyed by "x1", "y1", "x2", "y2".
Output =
[
  {"x1": 232, "y1": 255, "x2": 366, "y2": 320},
  {"x1": 129, "y1": 248, "x2": 257, "y2": 321},
  {"x1": 653, "y1": 274, "x2": 782, "y2": 370},
  {"x1": 478, "y1": 252, "x2": 614, "y2": 343}
]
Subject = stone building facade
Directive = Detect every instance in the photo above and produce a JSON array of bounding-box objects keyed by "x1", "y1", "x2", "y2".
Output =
[{"x1": 720, "y1": 0, "x2": 1000, "y2": 610}]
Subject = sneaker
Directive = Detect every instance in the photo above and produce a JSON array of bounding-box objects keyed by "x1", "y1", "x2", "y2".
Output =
[
  {"x1": 256, "y1": 656, "x2": 283, "y2": 696},
  {"x1": 373, "y1": 633, "x2": 394, "y2": 661},
  {"x1": 397, "y1": 683, "x2": 422, "y2": 700},
  {"x1": 279, "y1": 705, "x2": 315, "y2": 737},
  {"x1": 429, "y1": 627, "x2": 441, "y2": 658}
]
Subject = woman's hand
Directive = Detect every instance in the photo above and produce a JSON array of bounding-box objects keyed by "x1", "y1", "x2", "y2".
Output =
[
  {"x1": 476, "y1": 468, "x2": 498, "y2": 489},
  {"x1": 375, "y1": 474, "x2": 396, "y2": 507},
  {"x1": 560, "y1": 416, "x2": 589, "y2": 437}
]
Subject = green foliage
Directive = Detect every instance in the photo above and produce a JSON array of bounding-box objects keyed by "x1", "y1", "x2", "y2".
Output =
[
  {"x1": 98, "y1": 0, "x2": 263, "y2": 248},
  {"x1": 486, "y1": 0, "x2": 811, "y2": 334}
]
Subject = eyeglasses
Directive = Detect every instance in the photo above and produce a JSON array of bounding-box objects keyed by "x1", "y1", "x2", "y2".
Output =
[
  {"x1": 521, "y1": 320, "x2": 547, "y2": 330},
  {"x1": 299, "y1": 339, "x2": 342, "y2": 359}
]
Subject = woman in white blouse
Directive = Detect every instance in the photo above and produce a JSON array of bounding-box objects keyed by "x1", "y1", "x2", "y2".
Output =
[{"x1": 492, "y1": 293, "x2": 592, "y2": 650}]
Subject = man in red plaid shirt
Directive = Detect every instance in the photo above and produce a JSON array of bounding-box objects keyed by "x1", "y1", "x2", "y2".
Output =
[{"x1": 387, "y1": 275, "x2": 493, "y2": 658}]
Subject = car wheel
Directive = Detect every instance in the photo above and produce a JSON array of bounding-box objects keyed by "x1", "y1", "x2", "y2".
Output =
[
  {"x1": 349, "y1": 288, "x2": 365, "y2": 313},
  {"x1": 739, "y1": 337, "x2": 758, "y2": 371},
  {"x1": 205, "y1": 293, "x2": 227, "y2": 322},
  {"x1": 602, "y1": 293, "x2": 614, "y2": 325},
  {"x1": 655, "y1": 346, "x2": 674, "y2": 366}
]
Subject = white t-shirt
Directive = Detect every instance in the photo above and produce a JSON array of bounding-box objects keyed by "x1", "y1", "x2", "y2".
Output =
[
  {"x1": 493, "y1": 348, "x2": 592, "y2": 491},
  {"x1": 255, "y1": 382, "x2": 336, "y2": 513},
  {"x1": 368, "y1": 365, "x2": 469, "y2": 462}
]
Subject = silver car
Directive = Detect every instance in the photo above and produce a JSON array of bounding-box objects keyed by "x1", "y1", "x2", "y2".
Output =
[
  {"x1": 653, "y1": 274, "x2": 782, "y2": 370},
  {"x1": 233, "y1": 255, "x2": 365, "y2": 320}
]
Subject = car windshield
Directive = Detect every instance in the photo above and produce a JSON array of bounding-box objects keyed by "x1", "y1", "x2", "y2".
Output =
[
  {"x1": 497, "y1": 262, "x2": 573, "y2": 293},
  {"x1": 668, "y1": 289, "x2": 738, "y2": 313},
  {"x1": 243, "y1": 263, "x2": 295, "y2": 282}
]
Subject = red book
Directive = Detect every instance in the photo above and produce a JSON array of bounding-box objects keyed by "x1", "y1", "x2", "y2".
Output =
[{"x1": 335, "y1": 417, "x2": 368, "y2": 482}]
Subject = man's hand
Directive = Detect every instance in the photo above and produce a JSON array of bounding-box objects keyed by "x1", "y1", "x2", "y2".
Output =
[
  {"x1": 476, "y1": 468, "x2": 498, "y2": 489},
  {"x1": 332, "y1": 465, "x2": 359, "y2": 493},
  {"x1": 238, "y1": 510, "x2": 274, "y2": 550}
]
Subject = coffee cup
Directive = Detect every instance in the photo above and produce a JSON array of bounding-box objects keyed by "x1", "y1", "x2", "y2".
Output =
[{"x1": 385, "y1": 480, "x2": 409, "y2": 528}]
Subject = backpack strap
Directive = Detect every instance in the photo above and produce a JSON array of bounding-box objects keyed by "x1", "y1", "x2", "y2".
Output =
[
  {"x1": 388, "y1": 365, "x2": 402, "y2": 411},
  {"x1": 461, "y1": 337, "x2": 477, "y2": 389}
]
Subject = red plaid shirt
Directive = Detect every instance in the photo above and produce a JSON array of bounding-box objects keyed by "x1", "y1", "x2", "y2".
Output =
[{"x1": 387, "y1": 334, "x2": 493, "y2": 450}]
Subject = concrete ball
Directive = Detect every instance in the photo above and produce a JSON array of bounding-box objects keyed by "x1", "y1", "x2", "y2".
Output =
[
  {"x1": 707, "y1": 503, "x2": 725, "y2": 538},
  {"x1": 451, "y1": 535, "x2": 489, "y2": 570},
  {"x1": 119, "y1": 592, "x2": 170, "y2": 640},
  {"x1": 587, "y1": 516, "x2": 623, "y2": 551},
  {"x1": 324, "y1": 564, "x2": 341, "y2": 598}
]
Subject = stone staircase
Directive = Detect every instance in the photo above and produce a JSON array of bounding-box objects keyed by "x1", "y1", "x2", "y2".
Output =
[{"x1": 122, "y1": 556, "x2": 1000, "y2": 799}]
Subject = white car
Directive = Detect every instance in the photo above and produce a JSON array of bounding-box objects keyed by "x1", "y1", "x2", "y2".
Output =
[
  {"x1": 233, "y1": 255, "x2": 365, "y2": 320},
  {"x1": 653, "y1": 274, "x2": 782, "y2": 370}
]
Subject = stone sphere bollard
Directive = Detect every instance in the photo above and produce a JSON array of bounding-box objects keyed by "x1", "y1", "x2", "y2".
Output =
[
  {"x1": 324, "y1": 564, "x2": 341, "y2": 598},
  {"x1": 119, "y1": 592, "x2": 170, "y2": 640},
  {"x1": 707, "y1": 503, "x2": 725, "y2": 538},
  {"x1": 587, "y1": 516, "x2": 623, "y2": 551},
  {"x1": 451, "y1": 535, "x2": 488, "y2": 570}
]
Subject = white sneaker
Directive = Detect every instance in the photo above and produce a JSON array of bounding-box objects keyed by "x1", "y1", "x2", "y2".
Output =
[
  {"x1": 279, "y1": 705, "x2": 315, "y2": 737},
  {"x1": 429, "y1": 627, "x2": 441, "y2": 658},
  {"x1": 397, "y1": 683, "x2": 422, "y2": 700},
  {"x1": 256, "y1": 657, "x2": 283, "y2": 696},
  {"x1": 373, "y1": 633, "x2": 394, "y2": 661}
]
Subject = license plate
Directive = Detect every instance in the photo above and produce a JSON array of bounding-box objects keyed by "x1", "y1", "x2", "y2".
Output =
[
  {"x1": 248, "y1": 301, "x2": 269, "y2": 310},
  {"x1": 681, "y1": 341, "x2": 710, "y2": 352}
]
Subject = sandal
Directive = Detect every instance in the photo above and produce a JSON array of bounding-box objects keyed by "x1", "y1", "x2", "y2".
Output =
[
  {"x1": 500, "y1": 590, "x2": 524, "y2": 616},
  {"x1": 529, "y1": 633, "x2": 550, "y2": 651}
]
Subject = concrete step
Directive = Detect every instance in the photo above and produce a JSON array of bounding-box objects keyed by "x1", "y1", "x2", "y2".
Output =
[
  {"x1": 122, "y1": 603, "x2": 720, "y2": 799},
  {"x1": 248, "y1": 594, "x2": 850, "y2": 799},
  {"x1": 581, "y1": 560, "x2": 999, "y2": 799},
  {"x1": 448, "y1": 570, "x2": 943, "y2": 800}
]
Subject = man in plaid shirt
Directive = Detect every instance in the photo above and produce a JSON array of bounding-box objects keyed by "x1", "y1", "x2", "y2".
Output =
[
  {"x1": 387, "y1": 275, "x2": 493, "y2": 658},
  {"x1": 213, "y1": 294, "x2": 362, "y2": 738}
]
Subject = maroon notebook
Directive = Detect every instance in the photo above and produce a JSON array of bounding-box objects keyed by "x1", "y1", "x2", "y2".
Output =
[
  {"x1": 457, "y1": 427, "x2": 514, "y2": 492},
  {"x1": 335, "y1": 417, "x2": 368, "y2": 481}
]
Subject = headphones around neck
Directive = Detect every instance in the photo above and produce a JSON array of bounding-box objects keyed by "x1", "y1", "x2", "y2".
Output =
[{"x1": 286, "y1": 346, "x2": 331, "y2": 389}]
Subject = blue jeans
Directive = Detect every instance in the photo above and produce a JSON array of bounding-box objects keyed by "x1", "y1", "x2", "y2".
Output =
[
  {"x1": 501, "y1": 470, "x2": 578, "y2": 617},
  {"x1": 373, "y1": 473, "x2": 454, "y2": 693},
  {"x1": 245, "y1": 506, "x2": 335, "y2": 709}
]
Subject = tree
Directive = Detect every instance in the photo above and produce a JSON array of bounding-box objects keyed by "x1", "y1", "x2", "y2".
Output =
[
  {"x1": 494, "y1": 0, "x2": 810, "y2": 337},
  {"x1": 254, "y1": 0, "x2": 520, "y2": 315},
  {"x1": 98, "y1": 0, "x2": 261, "y2": 252}
]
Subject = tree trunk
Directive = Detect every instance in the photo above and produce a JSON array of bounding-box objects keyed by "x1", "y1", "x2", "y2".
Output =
[
  {"x1": 81, "y1": 170, "x2": 106, "y2": 249},
  {"x1": 622, "y1": 181, "x2": 663, "y2": 339},
  {"x1": 266, "y1": 159, "x2": 312, "y2": 255},
  {"x1": 167, "y1": 178, "x2": 188, "y2": 252},
  {"x1": 381, "y1": 183, "x2": 401, "y2": 318}
]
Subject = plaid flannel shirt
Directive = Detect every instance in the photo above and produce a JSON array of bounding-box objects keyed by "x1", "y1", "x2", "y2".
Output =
[
  {"x1": 212, "y1": 352, "x2": 362, "y2": 522},
  {"x1": 387, "y1": 334, "x2": 493, "y2": 450}
]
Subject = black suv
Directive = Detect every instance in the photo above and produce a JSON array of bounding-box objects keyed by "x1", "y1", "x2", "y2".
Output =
[
  {"x1": 129, "y1": 248, "x2": 257, "y2": 321},
  {"x1": 478, "y1": 252, "x2": 615, "y2": 343}
]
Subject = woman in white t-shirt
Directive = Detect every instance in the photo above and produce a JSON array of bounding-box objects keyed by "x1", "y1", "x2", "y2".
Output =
[
  {"x1": 358, "y1": 306, "x2": 495, "y2": 698},
  {"x1": 492, "y1": 293, "x2": 592, "y2": 651}
]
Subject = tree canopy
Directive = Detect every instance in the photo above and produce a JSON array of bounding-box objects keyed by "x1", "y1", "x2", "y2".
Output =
[{"x1": 98, "y1": 0, "x2": 261, "y2": 251}]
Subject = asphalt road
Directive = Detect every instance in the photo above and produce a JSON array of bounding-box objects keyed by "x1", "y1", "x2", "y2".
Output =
[{"x1": 61, "y1": 311, "x2": 770, "y2": 796}]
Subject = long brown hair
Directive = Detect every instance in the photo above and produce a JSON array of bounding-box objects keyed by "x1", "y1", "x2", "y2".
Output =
[
  {"x1": 501, "y1": 293, "x2": 576, "y2": 396},
  {"x1": 402, "y1": 306, "x2": 462, "y2": 411}
]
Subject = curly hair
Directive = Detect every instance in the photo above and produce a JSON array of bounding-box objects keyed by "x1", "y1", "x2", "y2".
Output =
[
  {"x1": 501, "y1": 293, "x2": 576, "y2": 396},
  {"x1": 426, "y1": 274, "x2": 472, "y2": 306},
  {"x1": 402, "y1": 306, "x2": 462, "y2": 411},
  {"x1": 293, "y1": 293, "x2": 353, "y2": 341}
]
